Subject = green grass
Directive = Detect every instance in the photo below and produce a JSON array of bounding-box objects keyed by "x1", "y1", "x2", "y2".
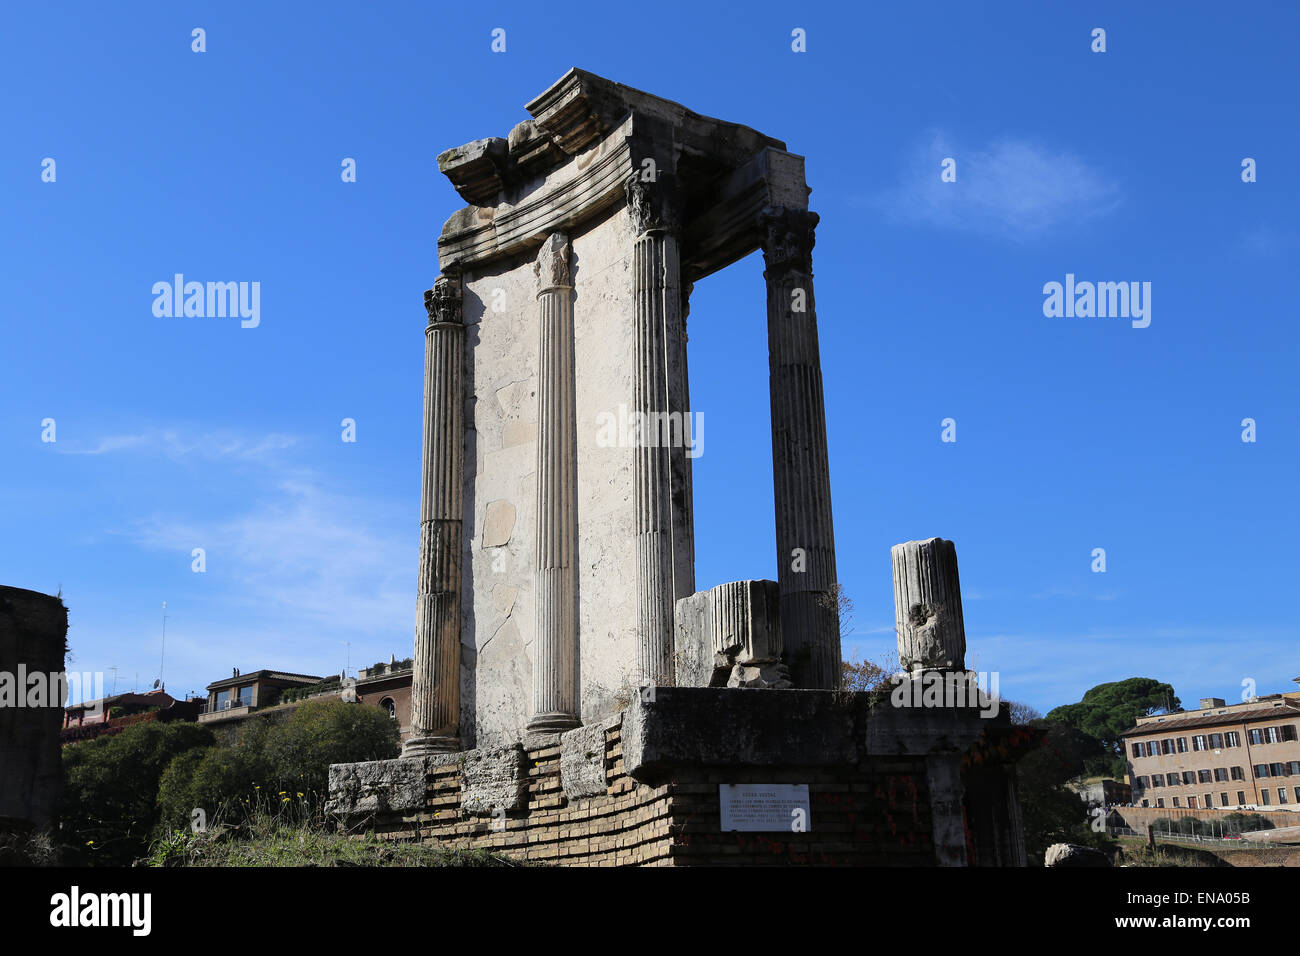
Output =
[
  {"x1": 0, "y1": 827, "x2": 61, "y2": 866},
  {"x1": 146, "y1": 816, "x2": 520, "y2": 867},
  {"x1": 1115, "y1": 836, "x2": 1240, "y2": 867}
]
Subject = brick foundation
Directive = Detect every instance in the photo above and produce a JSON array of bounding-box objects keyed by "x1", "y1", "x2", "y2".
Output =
[{"x1": 329, "y1": 687, "x2": 1031, "y2": 866}]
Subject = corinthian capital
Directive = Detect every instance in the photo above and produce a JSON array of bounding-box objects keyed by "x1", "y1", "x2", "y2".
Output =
[
  {"x1": 624, "y1": 174, "x2": 680, "y2": 236},
  {"x1": 533, "y1": 232, "x2": 571, "y2": 293},
  {"x1": 760, "y1": 207, "x2": 819, "y2": 275},
  {"x1": 424, "y1": 276, "x2": 463, "y2": 327}
]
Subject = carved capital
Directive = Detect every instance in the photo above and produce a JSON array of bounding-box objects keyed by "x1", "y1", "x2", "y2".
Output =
[
  {"x1": 760, "y1": 207, "x2": 819, "y2": 276},
  {"x1": 424, "y1": 276, "x2": 463, "y2": 327},
  {"x1": 533, "y1": 232, "x2": 571, "y2": 293},
  {"x1": 624, "y1": 175, "x2": 680, "y2": 236}
]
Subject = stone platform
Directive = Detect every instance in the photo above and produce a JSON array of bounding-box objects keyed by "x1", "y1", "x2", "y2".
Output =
[{"x1": 327, "y1": 687, "x2": 1030, "y2": 866}]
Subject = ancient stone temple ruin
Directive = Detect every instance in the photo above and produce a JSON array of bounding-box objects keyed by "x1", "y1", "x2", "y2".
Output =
[{"x1": 328, "y1": 69, "x2": 1030, "y2": 866}]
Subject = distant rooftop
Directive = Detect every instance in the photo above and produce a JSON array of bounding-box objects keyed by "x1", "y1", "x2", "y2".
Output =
[{"x1": 205, "y1": 669, "x2": 324, "y2": 692}]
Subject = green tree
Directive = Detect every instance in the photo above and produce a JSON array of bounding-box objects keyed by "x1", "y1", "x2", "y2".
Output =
[
  {"x1": 1046, "y1": 678, "x2": 1180, "y2": 777},
  {"x1": 60, "y1": 721, "x2": 215, "y2": 865},
  {"x1": 1015, "y1": 720, "x2": 1112, "y2": 864}
]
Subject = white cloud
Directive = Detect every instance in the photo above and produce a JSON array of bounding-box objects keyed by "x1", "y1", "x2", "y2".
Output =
[
  {"x1": 64, "y1": 423, "x2": 415, "y2": 688},
  {"x1": 877, "y1": 131, "x2": 1122, "y2": 238},
  {"x1": 60, "y1": 428, "x2": 299, "y2": 462},
  {"x1": 129, "y1": 478, "x2": 412, "y2": 639}
]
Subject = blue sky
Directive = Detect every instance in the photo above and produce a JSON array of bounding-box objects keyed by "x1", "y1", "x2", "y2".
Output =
[{"x1": 3, "y1": 2, "x2": 1297, "y2": 714}]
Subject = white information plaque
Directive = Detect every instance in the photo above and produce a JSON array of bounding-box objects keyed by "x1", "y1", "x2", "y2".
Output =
[{"x1": 718, "y1": 784, "x2": 811, "y2": 832}]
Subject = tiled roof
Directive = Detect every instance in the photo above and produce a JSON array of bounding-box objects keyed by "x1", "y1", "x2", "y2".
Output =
[
  {"x1": 1122, "y1": 703, "x2": 1300, "y2": 737},
  {"x1": 205, "y1": 669, "x2": 324, "y2": 691},
  {"x1": 65, "y1": 689, "x2": 174, "y2": 712}
]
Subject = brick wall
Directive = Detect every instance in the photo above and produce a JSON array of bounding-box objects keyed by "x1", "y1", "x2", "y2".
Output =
[{"x1": 345, "y1": 722, "x2": 936, "y2": 866}]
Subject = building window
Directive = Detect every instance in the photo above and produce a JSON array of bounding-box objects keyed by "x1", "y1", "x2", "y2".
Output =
[
  {"x1": 1187, "y1": 796, "x2": 1197, "y2": 808},
  {"x1": 1294, "y1": 788, "x2": 1300, "y2": 803},
  {"x1": 1156, "y1": 799, "x2": 1164, "y2": 808},
  {"x1": 1197, "y1": 769, "x2": 1212, "y2": 784},
  {"x1": 1209, "y1": 733, "x2": 1224, "y2": 749},
  {"x1": 1179, "y1": 737, "x2": 1190, "y2": 753},
  {"x1": 1281, "y1": 788, "x2": 1290, "y2": 805},
  {"x1": 238, "y1": 686, "x2": 253, "y2": 707},
  {"x1": 1220, "y1": 792, "x2": 1230, "y2": 807},
  {"x1": 1254, "y1": 764, "x2": 1269, "y2": 779},
  {"x1": 1261, "y1": 789, "x2": 1270, "y2": 805},
  {"x1": 1204, "y1": 793, "x2": 1212, "y2": 808},
  {"x1": 1137, "y1": 776, "x2": 1149, "y2": 789},
  {"x1": 1161, "y1": 739, "x2": 1174, "y2": 755},
  {"x1": 1237, "y1": 791, "x2": 1246, "y2": 805},
  {"x1": 1270, "y1": 763, "x2": 1286, "y2": 777},
  {"x1": 1264, "y1": 727, "x2": 1281, "y2": 744},
  {"x1": 1182, "y1": 771, "x2": 1196, "y2": 786},
  {"x1": 214, "y1": 689, "x2": 231, "y2": 709},
  {"x1": 1132, "y1": 743, "x2": 1142, "y2": 758},
  {"x1": 1225, "y1": 732, "x2": 1240, "y2": 748},
  {"x1": 1249, "y1": 729, "x2": 1264, "y2": 745},
  {"x1": 1290, "y1": 762, "x2": 1300, "y2": 775},
  {"x1": 1231, "y1": 766, "x2": 1244, "y2": 781},
  {"x1": 380, "y1": 697, "x2": 396, "y2": 720},
  {"x1": 1192, "y1": 735, "x2": 1206, "y2": 752},
  {"x1": 1151, "y1": 774, "x2": 1163, "y2": 787},
  {"x1": 1283, "y1": 725, "x2": 1298, "y2": 742},
  {"x1": 1172, "y1": 797, "x2": 1181, "y2": 807},
  {"x1": 1213, "y1": 768, "x2": 1228, "y2": 782}
]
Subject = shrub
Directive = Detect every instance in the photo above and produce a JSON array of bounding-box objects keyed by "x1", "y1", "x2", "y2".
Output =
[
  {"x1": 262, "y1": 697, "x2": 399, "y2": 792},
  {"x1": 157, "y1": 699, "x2": 399, "y2": 832},
  {"x1": 60, "y1": 721, "x2": 215, "y2": 865},
  {"x1": 1222, "y1": 812, "x2": 1275, "y2": 833}
]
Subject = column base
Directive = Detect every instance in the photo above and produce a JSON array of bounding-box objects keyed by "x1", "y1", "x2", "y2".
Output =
[
  {"x1": 526, "y1": 712, "x2": 581, "y2": 735},
  {"x1": 401, "y1": 734, "x2": 460, "y2": 757}
]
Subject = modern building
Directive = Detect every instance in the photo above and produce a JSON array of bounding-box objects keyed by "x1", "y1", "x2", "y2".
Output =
[
  {"x1": 198, "y1": 668, "x2": 324, "y2": 725},
  {"x1": 196, "y1": 660, "x2": 412, "y2": 739},
  {"x1": 1122, "y1": 684, "x2": 1300, "y2": 812}
]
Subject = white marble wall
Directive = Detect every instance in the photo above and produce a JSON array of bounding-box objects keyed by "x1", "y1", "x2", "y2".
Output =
[{"x1": 460, "y1": 205, "x2": 642, "y2": 748}]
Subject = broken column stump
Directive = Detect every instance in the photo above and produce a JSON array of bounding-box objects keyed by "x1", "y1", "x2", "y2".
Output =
[
  {"x1": 673, "y1": 580, "x2": 789, "y2": 688},
  {"x1": 891, "y1": 538, "x2": 966, "y2": 672}
]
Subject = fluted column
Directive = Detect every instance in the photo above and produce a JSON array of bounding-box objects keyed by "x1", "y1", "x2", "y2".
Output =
[
  {"x1": 529, "y1": 233, "x2": 581, "y2": 733},
  {"x1": 762, "y1": 207, "x2": 840, "y2": 689},
  {"x1": 670, "y1": 280, "x2": 696, "y2": 612},
  {"x1": 628, "y1": 176, "x2": 689, "y2": 686},
  {"x1": 891, "y1": 537, "x2": 966, "y2": 672},
  {"x1": 403, "y1": 277, "x2": 464, "y2": 756}
]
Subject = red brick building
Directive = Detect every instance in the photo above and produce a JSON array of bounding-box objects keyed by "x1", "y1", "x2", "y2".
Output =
[{"x1": 354, "y1": 657, "x2": 413, "y2": 742}]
